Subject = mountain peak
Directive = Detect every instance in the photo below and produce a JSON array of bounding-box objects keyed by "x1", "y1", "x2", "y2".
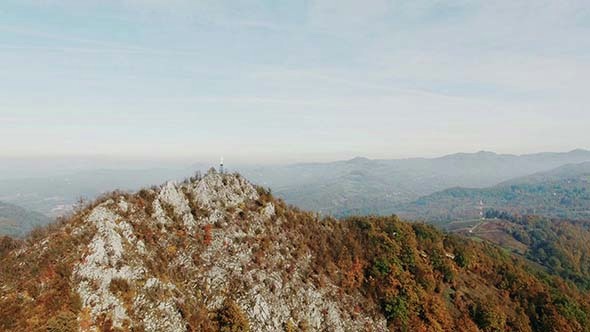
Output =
[
  {"x1": 0, "y1": 172, "x2": 385, "y2": 331},
  {"x1": 439, "y1": 150, "x2": 499, "y2": 161}
]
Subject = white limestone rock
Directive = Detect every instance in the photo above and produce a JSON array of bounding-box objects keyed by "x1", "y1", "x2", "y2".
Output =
[
  {"x1": 134, "y1": 278, "x2": 186, "y2": 332},
  {"x1": 74, "y1": 204, "x2": 145, "y2": 329},
  {"x1": 64, "y1": 172, "x2": 387, "y2": 331},
  {"x1": 191, "y1": 173, "x2": 258, "y2": 209}
]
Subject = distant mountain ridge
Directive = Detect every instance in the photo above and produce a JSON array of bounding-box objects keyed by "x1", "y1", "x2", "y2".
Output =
[
  {"x1": 241, "y1": 149, "x2": 590, "y2": 217},
  {"x1": 500, "y1": 161, "x2": 590, "y2": 185},
  {"x1": 1, "y1": 149, "x2": 589, "y2": 236}
]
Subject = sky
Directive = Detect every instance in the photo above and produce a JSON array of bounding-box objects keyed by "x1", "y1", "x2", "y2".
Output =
[{"x1": 1, "y1": 0, "x2": 589, "y2": 164}]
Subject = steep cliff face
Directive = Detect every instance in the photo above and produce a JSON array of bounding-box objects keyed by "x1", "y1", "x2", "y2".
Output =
[{"x1": 0, "y1": 171, "x2": 386, "y2": 332}]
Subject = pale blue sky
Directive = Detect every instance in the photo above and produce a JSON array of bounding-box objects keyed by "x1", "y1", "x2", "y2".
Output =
[{"x1": 1, "y1": 0, "x2": 589, "y2": 163}]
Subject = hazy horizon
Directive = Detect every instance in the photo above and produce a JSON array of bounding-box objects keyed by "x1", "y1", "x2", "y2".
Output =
[{"x1": 1, "y1": 147, "x2": 588, "y2": 174}]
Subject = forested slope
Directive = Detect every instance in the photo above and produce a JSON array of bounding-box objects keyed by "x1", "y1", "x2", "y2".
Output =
[{"x1": 1, "y1": 172, "x2": 589, "y2": 331}]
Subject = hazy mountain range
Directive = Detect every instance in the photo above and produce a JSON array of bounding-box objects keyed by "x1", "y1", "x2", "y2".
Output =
[
  {"x1": 241, "y1": 149, "x2": 590, "y2": 217},
  {"x1": 2, "y1": 149, "x2": 590, "y2": 236}
]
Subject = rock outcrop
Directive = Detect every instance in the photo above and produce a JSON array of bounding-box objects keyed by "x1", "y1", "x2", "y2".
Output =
[{"x1": 1, "y1": 170, "x2": 386, "y2": 331}]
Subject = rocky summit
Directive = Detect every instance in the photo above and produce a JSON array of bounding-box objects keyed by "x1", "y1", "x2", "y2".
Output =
[
  {"x1": 1, "y1": 171, "x2": 590, "y2": 332},
  {"x1": 0, "y1": 171, "x2": 386, "y2": 332}
]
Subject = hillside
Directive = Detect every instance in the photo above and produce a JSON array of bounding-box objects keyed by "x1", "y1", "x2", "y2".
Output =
[
  {"x1": 396, "y1": 162, "x2": 590, "y2": 223},
  {"x1": 451, "y1": 213, "x2": 590, "y2": 290},
  {"x1": 242, "y1": 149, "x2": 590, "y2": 217},
  {"x1": 1, "y1": 172, "x2": 589, "y2": 331},
  {"x1": 0, "y1": 201, "x2": 51, "y2": 237}
]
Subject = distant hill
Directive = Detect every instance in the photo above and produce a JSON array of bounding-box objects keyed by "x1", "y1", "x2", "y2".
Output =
[
  {"x1": 396, "y1": 162, "x2": 590, "y2": 224},
  {"x1": 241, "y1": 149, "x2": 590, "y2": 216},
  {"x1": 0, "y1": 201, "x2": 50, "y2": 237},
  {"x1": 502, "y1": 160, "x2": 590, "y2": 185}
]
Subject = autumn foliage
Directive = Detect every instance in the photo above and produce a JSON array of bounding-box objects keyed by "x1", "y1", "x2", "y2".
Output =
[
  {"x1": 0, "y1": 175, "x2": 589, "y2": 332},
  {"x1": 274, "y1": 201, "x2": 590, "y2": 331},
  {"x1": 203, "y1": 224, "x2": 213, "y2": 246}
]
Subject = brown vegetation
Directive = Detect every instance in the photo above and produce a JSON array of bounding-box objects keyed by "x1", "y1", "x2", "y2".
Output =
[{"x1": 1, "y1": 175, "x2": 589, "y2": 331}]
